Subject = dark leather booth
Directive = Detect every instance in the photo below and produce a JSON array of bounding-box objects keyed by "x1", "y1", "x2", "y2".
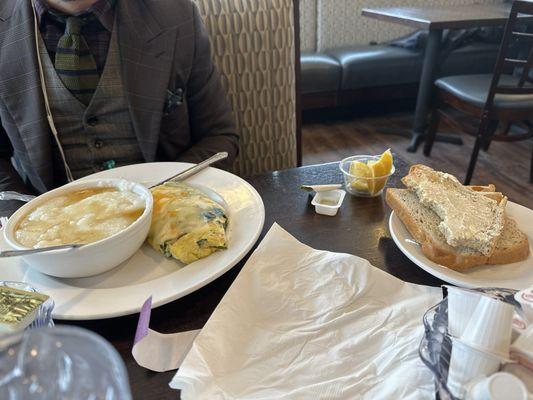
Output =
[{"x1": 301, "y1": 43, "x2": 500, "y2": 110}]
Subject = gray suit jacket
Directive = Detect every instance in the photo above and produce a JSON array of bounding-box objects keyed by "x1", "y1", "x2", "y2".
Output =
[{"x1": 0, "y1": 0, "x2": 238, "y2": 215}]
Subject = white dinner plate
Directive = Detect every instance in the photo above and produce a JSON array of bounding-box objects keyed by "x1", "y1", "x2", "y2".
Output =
[
  {"x1": 389, "y1": 201, "x2": 533, "y2": 290},
  {"x1": 0, "y1": 163, "x2": 265, "y2": 320}
]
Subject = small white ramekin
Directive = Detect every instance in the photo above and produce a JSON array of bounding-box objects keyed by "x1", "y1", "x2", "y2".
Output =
[
  {"x1": 3, "y1": 179, "x2": 153, "y2": 278},
  {"x1": 311, "y1": 189, "x2": 346, "y2": 216}
]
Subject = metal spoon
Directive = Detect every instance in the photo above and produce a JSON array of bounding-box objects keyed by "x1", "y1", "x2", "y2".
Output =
[
  {"x1": 0, "y1": 191, "x2": 36, "y2": 203},
  {"x1": 149, "y1": 152, "x2": 228, "y2": 188},
  {"x1": 0, "y1": 244, "x2": 83, "y2": 258}
]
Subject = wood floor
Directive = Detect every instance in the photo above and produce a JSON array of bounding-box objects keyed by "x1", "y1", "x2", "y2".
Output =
[{"x1": 302, "y1": 107, "x2": 533, "y2": 208}]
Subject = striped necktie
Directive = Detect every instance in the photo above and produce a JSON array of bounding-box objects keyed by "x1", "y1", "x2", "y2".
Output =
[{"x1": 54, "y1": 16, "x2": 100, "y2": 106}]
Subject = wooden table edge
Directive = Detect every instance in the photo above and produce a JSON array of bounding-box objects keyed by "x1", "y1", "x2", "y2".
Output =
[
  {"x1": 361, "y1": 8, "x2": 430, "y2": 30},
  {"x1": 361, "y1": 7, "x2": 533, "y2": 31}
]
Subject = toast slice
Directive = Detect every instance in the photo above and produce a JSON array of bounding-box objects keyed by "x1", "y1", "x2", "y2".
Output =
[
  {"x1": 402, "y1": 165, "x2": 506, "y2": 256},
  {"x1": 467, "y1": 184, "x2": 496, "y2": 192},
  {"x1": 386, "y1": 189, "x2": 529, "y2": 271},
  {"x1": 467, "y1": 185, "x2": 504, "y2": 203}
]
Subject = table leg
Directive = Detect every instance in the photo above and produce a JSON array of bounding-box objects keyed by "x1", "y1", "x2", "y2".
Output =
[{"x1": 408, "y1": 29, "x2": 462, "y2": 152}]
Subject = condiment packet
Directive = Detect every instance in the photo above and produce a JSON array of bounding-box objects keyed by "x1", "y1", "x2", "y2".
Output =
[
  {"x1": 513, "y1": 312, "x2": 529, "y2": 342},
  {"x1": 503, "y1": 363, "x2": 533, "y2": 393},
  {"x1": 0, "y1": 286, "x2": 49, "y2": 333},
  {"x1": 515, "y1": 286, "x2": 533, "y2": 324},
  {"x1": 132, "y1": 297, "x2": 200, "y2": 372},
  {"x1": 511, "y1": 325, "x2": 533, "y2": 371}
]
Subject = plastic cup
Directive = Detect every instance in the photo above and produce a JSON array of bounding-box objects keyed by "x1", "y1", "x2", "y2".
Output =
[
  {"x1": 461, "y1": 296, "x2": 514, "y2": 358},
  {"x1": 466, "y1": 372, "x2": 529, "y2": 400},
  {"x1": 311, "y1": 189, "x2": 346, "y2": 216},
  {"x1": 339, "y1": 155, "x2": 395, "y2": 197},
  {"x1": 447, "y1": 339, "x2": 502, "y2": 399},
  {"x1": 446, "y1": 286, "x2": 482, "y2": 338}
]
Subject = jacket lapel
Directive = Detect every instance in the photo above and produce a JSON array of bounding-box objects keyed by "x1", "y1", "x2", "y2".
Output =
[
  {"x1": 0, "y1": 0, "x2": 52, "y2": 192},
  {"x1": 117, "y1": 0, "x2": 178, "y2": 162}
]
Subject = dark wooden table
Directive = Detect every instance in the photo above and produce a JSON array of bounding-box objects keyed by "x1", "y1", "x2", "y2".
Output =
[
  {"x1": 70, "y1": 157, "x2": 444, "y2": 399},
  {"x1": 362, "y1": 4, "x2": 533, "y2": 153}
]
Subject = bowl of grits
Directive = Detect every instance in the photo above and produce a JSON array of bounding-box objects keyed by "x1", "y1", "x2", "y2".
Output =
[{"x1": 3, "y1": 179, "x2": 153, "y2": 278}]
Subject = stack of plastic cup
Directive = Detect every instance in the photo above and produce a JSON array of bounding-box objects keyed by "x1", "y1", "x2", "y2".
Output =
[
  {"x1": 446, "y1": 286, "x2": 482, "y2": 337},
  {"x1": 465, "y1": 372, "x2": 529, "y2": 400},
  {"x1": 446, "y1": 292, "x2": 516, "y2": 398},
  {"x1": 447, "y1": 339, "x2": 502, "y2": 399},
  {"x1": 461, "y1": 295, "x2": 514, "y2": 358}
]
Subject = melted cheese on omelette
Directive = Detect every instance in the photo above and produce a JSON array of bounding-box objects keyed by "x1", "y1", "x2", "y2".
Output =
[{"x1": 148, "y1": 183, "x2": 228, "y2": 264}]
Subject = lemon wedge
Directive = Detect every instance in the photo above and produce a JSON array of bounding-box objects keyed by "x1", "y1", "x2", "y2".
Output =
[
  {"x1": 349, "y1": 161, "x2": 371, "y2": 191},
  {"x1": 368, "y1": 149, "x2": 394, "y2": 195}
]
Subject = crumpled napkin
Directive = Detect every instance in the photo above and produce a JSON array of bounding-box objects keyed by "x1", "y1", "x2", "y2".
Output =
[{"x1": 170, "y1": 223, "x2": 441, "y2": 399}]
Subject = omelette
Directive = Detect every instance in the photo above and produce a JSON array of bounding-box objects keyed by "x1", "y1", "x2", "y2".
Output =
[{"x1": 148, "y1": 183, "x2": 228, "y2": 264}]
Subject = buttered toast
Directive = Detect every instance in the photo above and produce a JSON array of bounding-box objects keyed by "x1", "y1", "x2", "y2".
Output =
[
  {"x1": 402, "y1": 165, "x2": 506, "y2": 257},
  {"x1": 386, "y1": 189, "x2": 529, "y2": 271}
]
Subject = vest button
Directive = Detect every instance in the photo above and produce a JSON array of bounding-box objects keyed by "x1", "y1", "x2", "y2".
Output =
[
  {"x1": 87, "y1": 115, "x2": 99, "y2": 126},
  {"x1": 94, "y1": 139, "x2": 104, "y2": 149}
]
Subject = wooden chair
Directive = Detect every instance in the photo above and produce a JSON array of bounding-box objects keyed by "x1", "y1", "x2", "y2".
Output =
[{"x1": 423, "y1": 0, "x2": 533, "y2": 185}]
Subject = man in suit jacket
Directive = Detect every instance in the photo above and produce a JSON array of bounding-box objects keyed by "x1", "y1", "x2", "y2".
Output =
[{"x1": 0, "y1": 0, "x2": 238, "y2": 216}]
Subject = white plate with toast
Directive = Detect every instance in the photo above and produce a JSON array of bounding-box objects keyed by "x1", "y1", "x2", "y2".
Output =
[{"x1": 389, "y1": 201, "x2": 533, "y2": 290}]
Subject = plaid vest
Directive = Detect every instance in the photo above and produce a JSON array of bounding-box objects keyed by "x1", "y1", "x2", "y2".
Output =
[{"x1": 38, "y1": 15, "x2": 144, "y2": 184}]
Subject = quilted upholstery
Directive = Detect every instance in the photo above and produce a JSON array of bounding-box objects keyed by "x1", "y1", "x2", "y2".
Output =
[{"x1": 194, "y1": 0, "x2": 298, "y2": 175}]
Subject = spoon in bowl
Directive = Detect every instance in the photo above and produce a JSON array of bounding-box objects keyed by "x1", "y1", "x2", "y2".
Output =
[
  {"x1": 0, "y1": 244, "x2": 83, "y2": 258},
  {"x1": 0, "y1": 191, "x2": 36, "y2": 203}
]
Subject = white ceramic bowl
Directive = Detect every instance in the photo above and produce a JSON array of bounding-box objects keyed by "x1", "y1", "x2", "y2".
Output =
[{"x1": 3, "y1": 179, "x2": 153, "y2": 278}]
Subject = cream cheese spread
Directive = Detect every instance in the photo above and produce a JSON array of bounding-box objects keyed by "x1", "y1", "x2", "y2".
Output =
[
  {"x1": 15, "y1": 187, "x2": 145, "y2": 248},
  {"x1": 404, "y1": 167, "x2": 506, "y2": 256}
]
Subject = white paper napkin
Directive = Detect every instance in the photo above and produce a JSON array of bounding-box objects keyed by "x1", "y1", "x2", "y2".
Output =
[{"x1": 170, "y1": 223, "x2": 441, "y2": 399}]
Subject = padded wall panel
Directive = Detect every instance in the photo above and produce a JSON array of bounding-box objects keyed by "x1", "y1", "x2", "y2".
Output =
[
  {"x1": 194, "y1": 0, "x2": 298, "y2": 175},
  {"x1": 300, "y1": 0, "x2": 318, "y2": 52}
]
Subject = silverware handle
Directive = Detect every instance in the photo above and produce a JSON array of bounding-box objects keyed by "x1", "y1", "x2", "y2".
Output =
[
  {"x1": 150, "y1": 152, "x2": 228, "y2": 188},
  {"x1": 0, "y1": 244, "x2": 82, "y2": 258},
  {"x1": 0, "y1": 191, "x2": 36, "y2": 203}
]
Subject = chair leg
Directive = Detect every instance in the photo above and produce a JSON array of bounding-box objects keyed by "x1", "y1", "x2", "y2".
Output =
[
  {"x1": 465, "y1": 119, "x2": 495, "y2": 185},
  {"x1": 465, "y1": 135, "x2": 483, "y2": 185},
  {"x1": 483, "y1": 122, "x2": 505, "y2": 152},
  {"x1": 423, "y1": 108, "x2": 440, "y2": 157},
  {"x1": 530, "y1": 141, "x2": 533, "y2": 183}
]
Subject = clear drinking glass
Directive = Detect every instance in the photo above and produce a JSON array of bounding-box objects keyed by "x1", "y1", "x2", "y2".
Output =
[{"x1": 0, "y1": 325, "x2": 132, "y2": 400}]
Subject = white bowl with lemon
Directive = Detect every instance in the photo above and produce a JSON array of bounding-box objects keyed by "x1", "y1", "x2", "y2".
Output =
[{"x1": 340, "y1": 150, "x2": 395, "y2": 197}]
